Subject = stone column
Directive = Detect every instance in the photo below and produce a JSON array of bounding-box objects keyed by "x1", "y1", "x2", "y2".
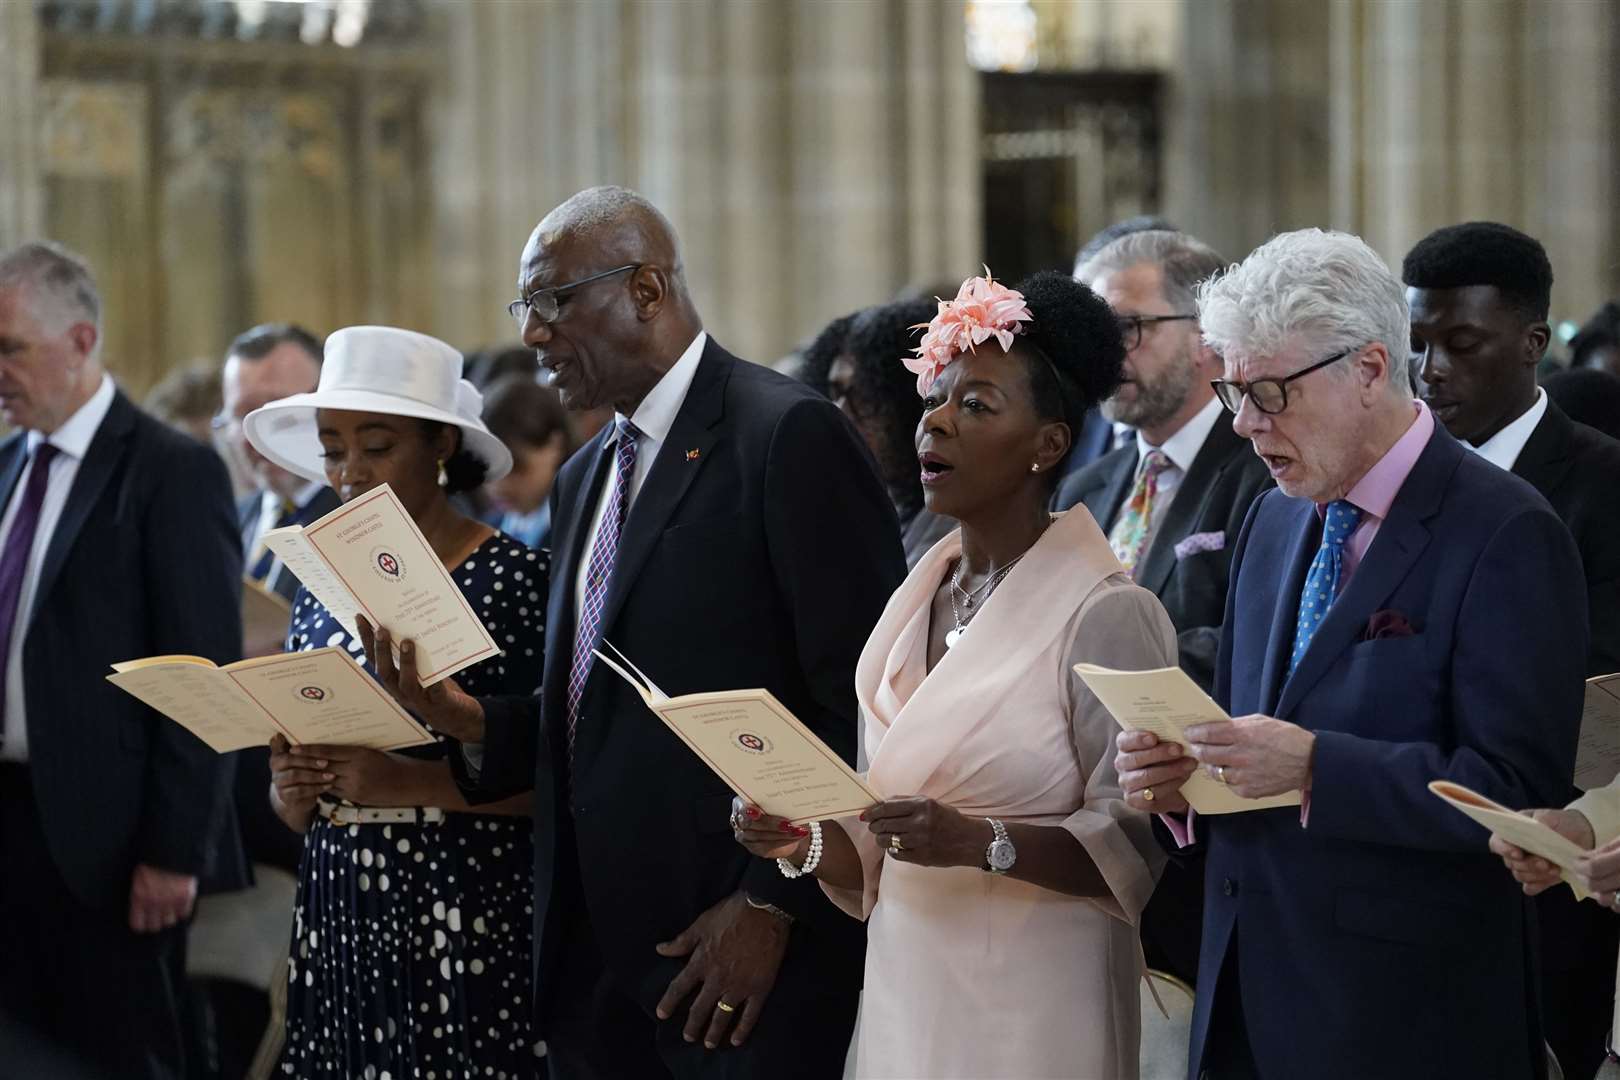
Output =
[
  {"x1": 0, "y1": 1, "x2": 44, "y2": 248},
  {"x1": 1166, "y1": 0, "x2": 1331, "y2": 259}
]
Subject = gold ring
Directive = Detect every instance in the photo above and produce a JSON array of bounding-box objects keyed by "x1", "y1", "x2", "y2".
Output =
[
  {"x1": 1142, "y1": 787, "x2": 1156, "y2": 802},
  {"x1": 889, "y1": 835, "x2": 904, "y2": 853},
  {"x1": 1213, "y1": 764, "x2": 1227, "y2": 784},
  {"x1": 716, "y1": 1000, "x2": 736, "y2": 1013}
]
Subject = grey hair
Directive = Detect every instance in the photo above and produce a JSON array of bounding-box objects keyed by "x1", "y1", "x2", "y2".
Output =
[
  {"x1": 1197, "y1": 228, "x2": 1412, "y2": 399},
  {"x1": 542, "y1": 185, "x2": 685, "y2": 275},
  {"x1": 0, "y1": 241, "x2": 104, "y2": 358},
  {"x1": 1076, "y1": 229, "x2": 1227, "y2": 314}
]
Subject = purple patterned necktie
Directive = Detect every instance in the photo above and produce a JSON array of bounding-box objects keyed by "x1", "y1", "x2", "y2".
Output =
[
  {"x1": 566, "y1": 419, "x2": 640, "y2": 756},
  {"x1": 0, "y1": 442, "x2": 60, "y2": 737}
]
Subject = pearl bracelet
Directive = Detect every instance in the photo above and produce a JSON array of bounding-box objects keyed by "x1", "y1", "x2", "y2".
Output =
[{"x1": 776, "y1": 820, "x2": 823, "y2": 878}]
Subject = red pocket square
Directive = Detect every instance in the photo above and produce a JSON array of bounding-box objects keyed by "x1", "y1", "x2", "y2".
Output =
[{"x1": 1362, "y1": 609, "x2": 1416, "y2": 641}]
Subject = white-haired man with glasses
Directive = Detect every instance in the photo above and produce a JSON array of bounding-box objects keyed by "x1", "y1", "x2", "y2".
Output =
[{"x1": 1114, "y1": 228, "x2": 1587, "y2": 1080}]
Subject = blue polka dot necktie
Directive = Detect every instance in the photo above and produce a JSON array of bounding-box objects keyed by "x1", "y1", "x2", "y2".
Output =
[{"x1": 1288, "y1": 499, "x2": 1362, "y2": 677}]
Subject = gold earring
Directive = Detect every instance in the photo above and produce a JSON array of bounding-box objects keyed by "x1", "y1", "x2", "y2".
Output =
[
  {"x1": 1030, "y1": 462, "x2": 1040, "y2": 473},
  {"x1": 437, "y1": 459, "x2": 448, "y2": 487}
]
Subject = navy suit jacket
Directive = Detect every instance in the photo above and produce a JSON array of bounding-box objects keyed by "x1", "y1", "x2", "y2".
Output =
[
  {"x1": 1192, "y1": 421, "x2": 1587, "y2": 1080},
  {"x1": 1, "y1": 390, "x2": 246, "y2": 908},
  {"x1": 457, "y1": 339, "x2": 906, "y2": 1029}
]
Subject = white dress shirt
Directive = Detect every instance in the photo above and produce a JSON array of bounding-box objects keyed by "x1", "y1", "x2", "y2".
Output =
[
  {"x1": 1132, "y1": 394, "x2": 1224, "y2": 534},
  {"x1": 0, "y1": 374, "x2": 116, "y2": 761},
  {"x1": 573, "y1": 330, "x2": 707, "y2": 638},
  {"x1": 251, "y1": 478, "x2": 327, "y2": 593},
  {"x1": 1468, "y1": 387, "x2": 1548, "y2": 472}
]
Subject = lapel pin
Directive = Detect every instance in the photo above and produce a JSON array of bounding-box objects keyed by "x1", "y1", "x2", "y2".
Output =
[{"x1": 686, "y1": 448, "x2": 701, "y2": 462}]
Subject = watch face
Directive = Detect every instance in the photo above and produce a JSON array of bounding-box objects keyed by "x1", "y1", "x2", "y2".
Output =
[{"x1": 988, "y1": 839, "x2": 1016, "y2": 872}]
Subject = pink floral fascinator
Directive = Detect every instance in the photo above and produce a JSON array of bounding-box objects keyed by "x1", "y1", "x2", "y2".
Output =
[{"x1": 903, "y1": 269, "x2": 1034, "y2": 396}]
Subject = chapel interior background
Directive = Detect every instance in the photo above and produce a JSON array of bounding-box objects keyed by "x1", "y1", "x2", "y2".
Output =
[{"x1": 1, "y1": 0, "x2": 1615, "y2": 398}]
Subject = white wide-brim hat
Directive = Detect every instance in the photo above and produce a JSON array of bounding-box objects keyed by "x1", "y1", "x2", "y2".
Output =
[{"x1": 243, "y1": 325, "x2": 513, "y2": 484}]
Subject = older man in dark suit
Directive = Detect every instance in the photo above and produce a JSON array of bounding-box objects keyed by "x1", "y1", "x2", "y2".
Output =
[
  {"x1": 1057, "y1": 229, "x2": 1268, "y2": 986},
  {"x1": 366, "y1": 187, "x2": 905, "y2": 1079},
  {"x1": 0, "y1": 242, "x2": 245, "y2": 1079},
  {"x1": 1116, "y1": 228, "x2": 1587, "y2": 1080},
  {"x1": 1405, "y1": 220, "x2": 1620, "y2": 1080}
]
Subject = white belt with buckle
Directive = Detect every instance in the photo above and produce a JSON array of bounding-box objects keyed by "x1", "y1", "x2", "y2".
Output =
[{"x1": 318, "y1": 803, "x2": 445, "y2": 826}]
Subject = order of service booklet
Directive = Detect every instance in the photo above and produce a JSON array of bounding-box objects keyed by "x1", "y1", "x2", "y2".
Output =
[
  {"x1": 107, "y1": 646, "x2": 435, "y2": 754},
  {"x1": 593, "y1": 642, "x2": 880, "y2": 824},
  {"x1": 1429, "y1": 780, "x2": 1590, "y2": 900},
  {"x1": 1073, "y1": 662, "x2": 1304, "y2": 815},
  {"x1": 1576, "y1": 673, "x2": 1620, "y2": 792},
  {"x1": 260, "y1": 483, "x2": 500, "y2": 686}
]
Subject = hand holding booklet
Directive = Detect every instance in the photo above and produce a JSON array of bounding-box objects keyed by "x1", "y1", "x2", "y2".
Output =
[
  {"x1": 259, "y1": 483, "x2": 499, "y2": 685},
  {"x1": 1428, "y1": 780, "x2": 1591, "y2": 900},
  {"x1": 1073, "y1": 662, "x2": 1304, "y2": 815},
  {"x1": 593, "y1": 642, "x2": 879, "y2": 824},
  {"x1": 107, "y1": 647, "x2": 434, "y2": 754}
]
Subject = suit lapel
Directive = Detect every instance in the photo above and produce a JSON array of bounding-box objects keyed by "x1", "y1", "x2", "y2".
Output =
[
  {"x1": 1275, "y1": 429, "x2": 1458, "y2": 718},
  {"x1": 1509, "y1": 402, "x2": 1572, "y2": 494},
  {"x1": 32, "y1": 392, "x2": 136, "y2": 618},
  {"x1": 1257, "y1": 498, "x2": 1319, "y2": 715},
  {"x1": 1091, "y1": 447, "x2": 1137, "y2": 532},
  {"x1": 594, "y1": 347, "x2": 730, "y2": 639},
  {"x1": 552, "y1": 427, "x2": 616, "y2": 639},
  {"x1": 1137, "y1": 420, "x2": 1246, "y2": 596},
  {"x1": 0, "y1": 436, "x2": 28, "y2": 520}
]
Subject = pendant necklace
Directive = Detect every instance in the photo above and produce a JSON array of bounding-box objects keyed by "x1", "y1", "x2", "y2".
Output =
[{"x1": 944, "y1": 520, "x2": 1051, "y2": 649}]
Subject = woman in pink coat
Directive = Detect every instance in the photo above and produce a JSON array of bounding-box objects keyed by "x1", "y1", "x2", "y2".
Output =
[{"x1": 735, "y1": 270, "x2": 1175, "y2": 1078}]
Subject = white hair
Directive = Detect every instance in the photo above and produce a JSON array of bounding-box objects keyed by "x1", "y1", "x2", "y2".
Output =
[
  {"x1": 1197, "y1": 228, "x2": 1412, "y2": 398},
  {"x1": 0, "y1": 240, "x2": 104, "y2": 360}
]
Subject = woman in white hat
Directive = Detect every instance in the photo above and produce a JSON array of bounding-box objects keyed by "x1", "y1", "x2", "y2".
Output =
[{"x1": 244, "y1": 326, "x2": 548, "y2": 1079}]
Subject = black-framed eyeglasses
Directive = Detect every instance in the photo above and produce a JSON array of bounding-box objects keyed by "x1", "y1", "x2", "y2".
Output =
[
  {"x1": 507, "y1": 263, "x2": 641, "y2": 327},
  {"x1": 1118, "y1": 313, "x2": 1197, "y2": 351},
  {"x1": 1210, "y1": 350, "x2": 1349, "y2": 416}
]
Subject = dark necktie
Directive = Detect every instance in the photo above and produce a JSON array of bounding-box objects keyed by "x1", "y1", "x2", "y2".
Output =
[
  {"x1": 249, "y1": 497, "x2": 300, "y2": 581},
  {"x1": 566, "y1": 419, "x2": 640, "y2": 757},
  {"x1": 0, "y1": 442, "x2": 61, "y2": 737}
]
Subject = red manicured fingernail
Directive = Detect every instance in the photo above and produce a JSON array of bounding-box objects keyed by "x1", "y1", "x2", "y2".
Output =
[
  {"x1": 778, "y1": 822, "x2": 797, "y2": 834},
  {"x1": 745, "y1": 806, "x2": 761, "y2": 820},
  {"x1": 791, "y1": 825, "x2": 809, "y2": 837}
]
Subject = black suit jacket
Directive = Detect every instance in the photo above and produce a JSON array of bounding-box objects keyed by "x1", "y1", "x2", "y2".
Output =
[
  {"x1": 1056, "y1": 414, "x2": 1271, "y2": 690},
  {"x1": 2, "y1": 390, "x2": 247, "y2": 909},
  {"x1": 1512, "y1": 400, "x2": 1620, "y2": 680},
  {"x1": 460, "y1": 339, "x2": 906, "y2": 1025},
  {"x1": 238, "y1": 486, "x2": 340, "y2": 602},
  {"x1": 1510, "y1": 399, "x2": 1620, "y2": 1069}
]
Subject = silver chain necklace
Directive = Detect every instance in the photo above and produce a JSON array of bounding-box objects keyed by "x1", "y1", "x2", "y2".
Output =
[{"x1": 944, "y1": 521, "x2": 1050, "y2": 649}]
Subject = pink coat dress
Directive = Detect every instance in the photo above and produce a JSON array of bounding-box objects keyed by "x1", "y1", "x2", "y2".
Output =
[{"x1": 823, "y1": 508, "x2": 1175, "y2": 1079}]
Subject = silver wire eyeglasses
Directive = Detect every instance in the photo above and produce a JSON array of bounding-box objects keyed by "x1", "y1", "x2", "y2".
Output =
[{"x1": 507, "y1": 264, "x2": 641, "y2": 327}]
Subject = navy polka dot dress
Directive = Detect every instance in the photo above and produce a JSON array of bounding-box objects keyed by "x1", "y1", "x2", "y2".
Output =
[{"x1": 278, "y1": 534, "x2": 549, "y2": 1080}]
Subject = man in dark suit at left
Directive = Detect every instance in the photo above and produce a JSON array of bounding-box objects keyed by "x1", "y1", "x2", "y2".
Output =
[
  {"x1": 0, "y1": 241, "x2": 245, "y2": 1079},
  {"x1": 1405, "y1": 221, "x2": 1620, "y2": 1080}
]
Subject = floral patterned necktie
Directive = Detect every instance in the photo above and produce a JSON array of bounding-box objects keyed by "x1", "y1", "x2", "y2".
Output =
[{"x1": 1108, "y1": 449, "x2": 1172, "y2": 577}]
